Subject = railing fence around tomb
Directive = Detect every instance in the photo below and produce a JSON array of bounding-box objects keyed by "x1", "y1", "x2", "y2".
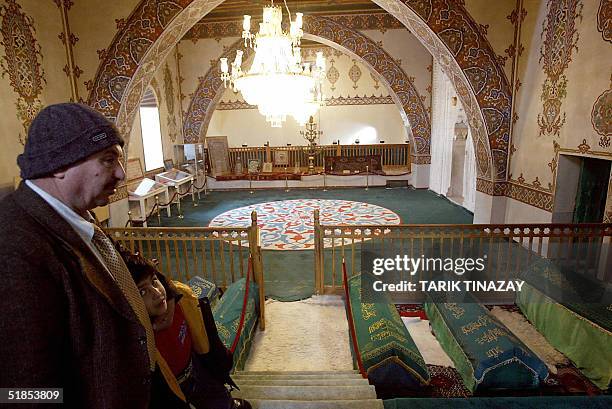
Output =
[
  {"x1": 313, "y1": 214, "x2": 612, "y2": 299},
  {"x1": 226, "y1": 143, "x2": 411, "y2": 172},
  {"x1": 105, "y1": 211, "x2": 266, "y2": 329}
]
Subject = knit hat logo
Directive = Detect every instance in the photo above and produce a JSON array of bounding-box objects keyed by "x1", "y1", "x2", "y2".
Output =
[{"x1": 92, "y1": 132, "x2": 108, "y2": 142}]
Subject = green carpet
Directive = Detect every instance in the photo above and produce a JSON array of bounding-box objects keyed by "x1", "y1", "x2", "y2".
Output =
[{"x1": 150, "y1": 187, "x2": 473, "y2": 301}]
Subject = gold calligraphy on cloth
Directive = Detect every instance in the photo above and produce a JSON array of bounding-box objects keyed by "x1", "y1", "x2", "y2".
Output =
[
  {"x1": 476, "y1": 328, "x2": 508, "y2": 344},
  {"x1": 486, "y1": 346, "x2": 504, "y2": 359},
  {"x1": 461, "y1": 314, "x2": 491, "y2": 335},
  {"x1": 444, "y1": 303, "x2": 465, "y2": 319}
]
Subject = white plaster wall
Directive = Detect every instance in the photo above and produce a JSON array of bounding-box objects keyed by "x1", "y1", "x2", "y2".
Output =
[
  {"x1": 178, "y1": 37, "x2": 239, "y2": 114},
  {"x1": 216, "y1": 46, "x2": 398, "y2": 105},
  {"x1": 505, "y1": 197, "x2": 553, "y2": 224},
  {"x1": 207, "y1": 44, "x2": 408, "y2": 147},
  {"x1": 207, "y1": 104, "x2": 407, "y2": 147},
  {"x1": 510, "y1": 0, "x2": 612, "y2": 208}
]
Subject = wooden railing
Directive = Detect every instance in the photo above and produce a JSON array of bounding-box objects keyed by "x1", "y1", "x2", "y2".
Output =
[
  {"x1": 226, "y1": 143, "x2": 411, "y2": 172},
  {"x1": 313, "y1": 213, "x2": 612, "y2": 296},
  {"x1": 106, "y1": 211, "x2": 266, "y2": 329}
]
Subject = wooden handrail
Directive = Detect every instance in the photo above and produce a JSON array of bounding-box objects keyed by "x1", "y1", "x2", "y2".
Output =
[
  {"x1": 225, "y1": 143, "x2": 411, "y2": 172},
  {"x1": 315, "y1": 221, "x2": 612, "y2": 294},
  {"x1": 106, "y1": 219, "x2": 266, "y2": 327}
]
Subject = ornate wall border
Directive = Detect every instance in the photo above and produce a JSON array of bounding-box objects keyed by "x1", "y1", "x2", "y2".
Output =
[
  {"x1": 0, "y1": 0, "x2": 46, "y2": 145},
  {"x1": 182, "y1": 16, "x2": 432, "y2": 158},
  {"x1": 592, "y1": 75, "x2": 612, "y2": 149},
  {"x1": 536, "y1": 0, "x2": 583, "y2": 138},
  {"x1": 184, "y1": 12, "x2": 406, "y2": 40},
  {"x1": 476, "y1": 178, "x2": 554, "y2": 212},
  {"x1": 506, "y1": 181, "x2": 554, "y2": 212},
  {"x1": 87, "y1": 0, "x2": 511, "y2": 203},
  {"x1": 598, "y1": 0, "x2": 612, "y2": 43},
  {"x1": 216, "y1": 95, "x2": 395, "y2": 110}
]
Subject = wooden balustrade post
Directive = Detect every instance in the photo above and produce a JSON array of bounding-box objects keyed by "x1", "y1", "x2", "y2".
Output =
[
  {"x1": 407, "y1": 144, "x2": 412, "y2": 173},
  {"x1": 314, "y1": 209, "x2": 322, "y2": 294},
  {"x1": 265, "y1": 145, "x2": 271, "y2": 163},
  {"x1": 155, "y1": 195, "x2": 161, "y2": 226},
  {"x1": 249, "y1": 211, "x2": 265, "y2": 330}
]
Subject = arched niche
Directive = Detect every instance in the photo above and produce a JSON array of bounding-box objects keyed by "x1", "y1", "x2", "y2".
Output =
[
  {"x1": 88, "y1": 0, "x2": 510, "y2": 191},
  {"x1": 182, "y1": 16, "x2": 431, "y2": 163}
]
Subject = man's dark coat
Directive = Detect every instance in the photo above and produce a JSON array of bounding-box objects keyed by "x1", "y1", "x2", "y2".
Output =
[{"x1": 0, "y1": 183, "x2": 154, "y2": 408}]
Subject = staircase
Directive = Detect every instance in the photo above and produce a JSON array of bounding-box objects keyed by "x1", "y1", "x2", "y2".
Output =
[{"x1": 232, "y1": 370, "x2": 383, "y2": 409}]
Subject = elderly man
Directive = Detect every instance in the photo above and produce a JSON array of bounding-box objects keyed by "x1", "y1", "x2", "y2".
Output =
[{"x1": 0, "y1": 103, "x2": 185, "y2": 408}]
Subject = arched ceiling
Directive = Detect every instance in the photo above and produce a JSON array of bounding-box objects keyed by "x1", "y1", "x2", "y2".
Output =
[
  {"x1": 88, "y1": 0, "x2": 510, "y2": 191},
  {"x1": 182, "y1": 15, "x2": 431, "y2": 159}
]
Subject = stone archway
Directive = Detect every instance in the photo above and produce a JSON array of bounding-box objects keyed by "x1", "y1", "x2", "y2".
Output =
[
  {"x1": 372, "y1": 0, "x2": 512, "y2": 186},
  {"x1": 88, "y1": 0, "x2": 510, "y2": 189},
  {"x1": 183, "y1": 15, "x2": 431, "y2": 161}
]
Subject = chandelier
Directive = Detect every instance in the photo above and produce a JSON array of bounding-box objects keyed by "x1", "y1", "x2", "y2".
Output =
[{"x1": 220, "y1": 1, "x2": 325, "y2": 128}]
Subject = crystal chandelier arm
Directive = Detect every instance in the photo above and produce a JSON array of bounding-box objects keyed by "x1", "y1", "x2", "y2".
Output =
[
  {"x1": 282, "y1": 0, "x2": 291, "y2": 20},
  {"x1": 242, "y1": 15, "x2": 252, "y2": 46},
  {"x1": 220, "y1": 57, "x2": 230, "y2": 87},
  {"x1": 315, "y1": 52, "x2": 325, "y2": 72}
]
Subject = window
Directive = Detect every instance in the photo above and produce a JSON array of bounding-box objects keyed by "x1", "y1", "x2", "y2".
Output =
[{"x1": 139, "y1": 87, "x2": 164, "y2": 171}]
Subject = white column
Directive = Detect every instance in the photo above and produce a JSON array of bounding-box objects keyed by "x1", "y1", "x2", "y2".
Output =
[
  {"x1": 429, "y1": 62, "x2": 456, "y2": 195},
  {"x1": 463, "y1": 130, "x2": 477, "y2": 212}
]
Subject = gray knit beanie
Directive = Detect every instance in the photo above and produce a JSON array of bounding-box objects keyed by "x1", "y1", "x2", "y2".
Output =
[{"x1": 17, "y1": 103, "x2": 125, "y2": 179}]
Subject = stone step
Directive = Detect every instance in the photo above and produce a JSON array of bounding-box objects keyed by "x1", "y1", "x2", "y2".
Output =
[
  {"x1": 236, "y1": 378, "x2": 368, "y2": 387},
  {"x1": 237, "y1": 370, "x2": 358, "y2": 376},
  {"x1": 305, "y1": 295, "x2": 346, "y2": 305},
  {"x1": 233, "y1": 373, "x2": 363, "y2": 381},
  {"x1": 248, "y1": 399, "x2": 384, "y2": 409},
  {"x1": 233, "y1": 385, "x2": 377, "y2": 401}
]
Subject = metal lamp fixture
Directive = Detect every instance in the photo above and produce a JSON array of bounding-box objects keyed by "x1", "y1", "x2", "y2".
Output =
[{"x1": 220, "y1": 0, "x2": 325, "y2": 128}]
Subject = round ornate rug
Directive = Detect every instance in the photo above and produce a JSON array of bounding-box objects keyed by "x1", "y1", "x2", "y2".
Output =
[{"x1": 208, "y1": 199, "x2": 401, "y2": 250}]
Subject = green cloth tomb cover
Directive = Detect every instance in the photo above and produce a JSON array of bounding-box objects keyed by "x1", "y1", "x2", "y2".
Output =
[
  {"x1": 348, "y1": 273, "x2": 430, "y2": 389},
  {"x1": 212, "y1": 277, "x2": 259, "y2": 370},
  {"x1": 424, "y1": 293, "x2": 548, "y2": 392}
]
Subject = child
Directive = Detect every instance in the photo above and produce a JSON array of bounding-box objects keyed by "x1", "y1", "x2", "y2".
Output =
[{"x1": 123, "y1": 252, "x2": 250, "y2": 409}]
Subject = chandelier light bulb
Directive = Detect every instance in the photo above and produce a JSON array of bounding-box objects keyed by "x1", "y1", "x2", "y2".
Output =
[
  {"x1": 316, "y1": 51, "x2": 325, "y2": 72},
  {"x1": 243, "y1": 15, "x2": 251, "y2": 31},
  {"x1": 233, "y1": 50, "x2": 243, "y2": 67},
  {"x1": 295, "y1": 12, "x2": 303, "y2": 29}
]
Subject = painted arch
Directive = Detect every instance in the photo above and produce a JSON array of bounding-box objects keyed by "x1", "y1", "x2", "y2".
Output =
[
  {"x1": 183, "y1": 15, "x2": 431, "y2": 159},
  {"x1": 88, "y1": 0, "x2": 510, "y2": 184}
]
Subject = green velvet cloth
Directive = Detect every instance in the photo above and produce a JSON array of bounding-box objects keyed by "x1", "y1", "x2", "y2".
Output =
[
  {"x1": 517, "y1": 282, "x2": 612, "y2": 390},
  {"x1": 212, "y1": 277, "x2": 259, "y2": 371},
  {"x1": 347, "y1": 273, "x2": 430, "y2": 388},
  {"x1": 424, "y1": 296, "x2": 548, "y2": 393},
  {"x1": 520, "y1": 258, "x2": 611, "y2": 331},
  {"x1": 383, "y1": 396, "x2": 612, "y2": 409}
]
